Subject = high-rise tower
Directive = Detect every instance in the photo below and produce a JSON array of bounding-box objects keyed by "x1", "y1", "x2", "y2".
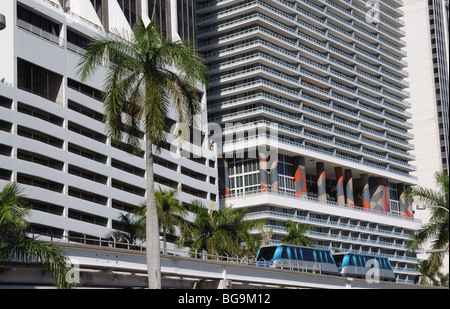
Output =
[
  {"x1": 403, "y1": 0, "x2": 449, "y2": 274},
  {"x1": 197, "y1": 0, "x2": 421, "y2": 283}
]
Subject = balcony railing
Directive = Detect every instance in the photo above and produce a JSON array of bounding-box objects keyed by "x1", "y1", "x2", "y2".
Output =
[{"x1": 224, "y1": 188, "x2": 421, "y2": 223}]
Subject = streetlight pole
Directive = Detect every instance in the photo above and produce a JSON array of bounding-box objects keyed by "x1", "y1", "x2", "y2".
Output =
[
  {"x1": 415, "y1": 204, "x2": 449, "y2": 254},
  {"x1": 416, "y1": 204, "x2": 449, "y2": 213}
]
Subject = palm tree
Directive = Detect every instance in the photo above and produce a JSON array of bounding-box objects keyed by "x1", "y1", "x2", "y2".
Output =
[
  {"x1": 0, "y1": 183, "x2": 73, "y2": 288},
  {"x1": 407, "y1": 171, "x2": 449, "y2": 274},
  {"x1": 178, "y1": 201, "x2": 231, "y2": 257},
  {"x1": 227, "y1": 207, "x2": 265, "y2": 257},
  {"x1": 414, "y1": 259, "x2": 449, "y2": 287},
  {"x1": 137, "y1": 188, "x2": 189, "y2": 254},
  {"x1": 259, "y1": 227, "x2": 274, "y2": 246},
  {"x1": 78, "y1": 19, "x2": 208, "y2": 289},
  {"x1": 179, "y1": 201, "x2": 264, "y2": 258},
  {"x1": 107, "y1": 212, "x2": 146, "y2": 249},
  {"x1": 281, "y1": 220, "x2": 313, "y2": 247}
]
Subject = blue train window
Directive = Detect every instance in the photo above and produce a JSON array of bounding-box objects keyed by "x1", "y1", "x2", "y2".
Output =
[
  {"x1": 373, "y1": 257, "x2": 379, "y2": 268},
  {"x1": 316, "y1": 251, "x2": 322, "y2": 263},
  {"x1": 257, "y1": 247, "x2": 277, "y2": 261},
  {"x1": 357, "y1": 255, "x2": 364, "y2": 267},
  {"x1": 281, "y1": 246, "x2": 289, "y2": 259},
  {"x1": 334, "y1": 254, "x2": 344, "y2": 267},
  {"x1": 380, "y1": 258, "x2": 388, "y2": 270},
  {"x1": 327, "y1": 252, "x2": 335, "y2": 264},
  {"x1": 302, "y1": 248, "x2": 315, "y2": 262},
  {"x1": 289, "y1": 247, "x2": 297, "y2": 260},
  {"x1": 318, "y1": 251, "x2": 329, "y2": 263},
  {"x1": 349, "y1": 255, "x2": 356, "y2": 266},
  {"x1": 296, "y1": 248, "x2": 302, "y2": 260},
  {"x1": 386, "y1": 259, "x2": 393, "y2": 271}
]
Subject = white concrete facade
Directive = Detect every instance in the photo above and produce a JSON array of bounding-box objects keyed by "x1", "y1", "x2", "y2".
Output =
[
  {"x1": 403, "y1": 0, "x2": 449, "y2": 274},
  {"x1": 0, "y1": 0, "x2": 218, "y2": 243}
]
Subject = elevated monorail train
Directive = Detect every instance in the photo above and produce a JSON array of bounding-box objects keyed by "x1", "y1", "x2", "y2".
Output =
[
  {"x1": 255, "y1": 244, "x2": 339, "y2": 275},
  {"x1": 332, "y1": 252, "x2": 396, "y2": 282},
  {"x1": 255, "y1": 245, "x2": 396, "y2": 282}
]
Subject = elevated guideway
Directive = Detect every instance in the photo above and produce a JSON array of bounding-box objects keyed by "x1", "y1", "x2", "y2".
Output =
[{"x1": 0, "y1": 241, "x2": 435, "y2": 289}]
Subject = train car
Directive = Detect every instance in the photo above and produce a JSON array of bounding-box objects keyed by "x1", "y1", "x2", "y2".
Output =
[
  {"x1": 255, "y1": 244, "x2": 339, "y2": 275},
  {"x1": 332, "y1": 253, "x2": 396, "y2": 282}
]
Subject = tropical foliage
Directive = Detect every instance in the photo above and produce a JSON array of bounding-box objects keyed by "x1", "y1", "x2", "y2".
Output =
[
  {"x1": 136, "y1": 188, "x2": 190, "y2": 254},
  {"x1": 112, "y1": 192, "x2": 266, "y2": 258},
  {"x1": 78, "y1": 17, "x2": 208, "y2": 289},
  {"x1": 414, "y1": 259, "x2": 449, "y2": 287},
  {"x1": 178, "y1": 201, "x2": 265, "y2": 258},
  {"x1": 0, "y1": 183, "x2": 73, "y2": 288},
  {"x1": 281, "y1": 220, "x2": 313, "y2": 247},
  {"x1": 407, "y1": 171, "x2": 449, "y2": 277}
]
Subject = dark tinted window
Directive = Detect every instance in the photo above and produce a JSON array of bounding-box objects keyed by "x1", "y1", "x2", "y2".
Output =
[
  {"x1": 289, "y1": 247, "x2": 297, "y2": 260},
  {"x1": 385, "y1": 259, "x2": 393, "y2": 271},
  {"x1": 281, "y1": 246, "x2": 289, "y2": 259},
  {"x1": 349, "y1": 255, "x2": 356, "y2": 266},
  {"x1": 334, "y1": 254, "x2": 344, "y2": 267},
  {"x1": 301, "y1": 248, "x2": 315, "y2": 262},
  {"x1": 326, "y1": 252, "x2": 335, "y2": 264},
  {"x1": 257, "y1": 247, "x2": 277, "y2": 261}
]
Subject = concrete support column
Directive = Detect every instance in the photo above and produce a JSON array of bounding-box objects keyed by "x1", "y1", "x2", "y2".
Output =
[
  {"x1": 316, "y1": 162, "x2": 326, "y2": 201},
  {"x1": 345, "y1": 169, "x2": 354, "y2": 207},
  {"x1": 218, "y1": 159, "x2": 229, "y2": 197},
  {"x1": 293, "y1": 156, "x2": 307, "y2": 197},
  {"x1": 269, "y1": 157, "x2": 279, "y2": 192},
  {"x1": 369, "y1": 177, "x2": 389, "y2": 213},
  {"x1": 335, "y1": 167, "x2": 345, "y2": 205},
  {"x1": 405, "y1": 185, "x2": 414, "y2": 218},
  {"x1": 259, "y1": 154, "x2": 269, "y2": 192},
  {"x1": 360, "y1": 174, "x2": 371, "y2": 210},
  {"x1": 397, "y1": 183, "x2": 408, "y2": 217}
]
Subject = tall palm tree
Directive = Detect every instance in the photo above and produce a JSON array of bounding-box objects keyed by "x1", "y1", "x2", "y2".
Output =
[
  {"x1": 414, "y1": 259, "x2": 449, "y2": 287},
  {"x1": 227, "y1": 207, "x2": 265, "y2": 257},
  {"x1": 107, "y1": 212, "x2": 146, "y2": 249},
  {"x1": 407, "y1": 171, "x2": 449, "y2": 274},
  {"x1": 179, "y1": 201, "x2": 264, "y2": 258},
  {"x1": 281, "y1": 220, "x2": 313, "y2": 247},
  {"x1": 0, "y1": 183, "x2": 73, "y2": 288},
  {"x1": 137, "y1": 188, "x2": 189, "y2": 254},
  {"x1": 78, "y1": 19, "x2": 208, "y2": 289}
]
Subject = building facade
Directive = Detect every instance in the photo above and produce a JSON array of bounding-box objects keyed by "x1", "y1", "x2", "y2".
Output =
[
  {"x1": 197, "y1": 0, "x2": 422, "y2": 283},
  {"x1": 403, "y1": 0, "x2": 449, "y2": 273},
  {"x1": 0, "y1": 0, "x2": 217, "y2": 244}
]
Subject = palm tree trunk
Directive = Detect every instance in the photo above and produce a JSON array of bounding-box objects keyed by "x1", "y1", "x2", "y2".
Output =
[
  {"x1": 145, "y1": 137, "x2": 161, "y2": 289},
  {"x1": 163, "y1": 230, "x2": 167, "y2": 255}
]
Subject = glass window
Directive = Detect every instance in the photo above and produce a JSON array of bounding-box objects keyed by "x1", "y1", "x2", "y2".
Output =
[
  {"x1": 301, "y1": 248, "x2": 315, "y2": 262},
  {"x1": 289, "y1": 247, "x2": 297, "y2": 260},
  {"x1": 18, "y1": 6, "x2": 31, "y2": 23},
  {"x1": 349, "y1": 255, "x2": 356, "y2": 266},
  {"x1": 31, "y1": 13, "x2": 41, "y2": 28},
  {"x1": 316, "y1": 251, "x2": 323, "y2": 263},
  {"x1": 333, "y1": 254, "x2": 344, "y2": 267},
  {"x1": 256, "y1": 247, "x2": 277, "y2": 261},
  {"x1": 327, "y1": 252, "x2": 335, "y2": 265},
  {"x1": 385, "y1": 259, "x2": 393, "y2": 271},
  {"x1": 281, "y1": 246, "x2": 289, "y2": 259}
]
